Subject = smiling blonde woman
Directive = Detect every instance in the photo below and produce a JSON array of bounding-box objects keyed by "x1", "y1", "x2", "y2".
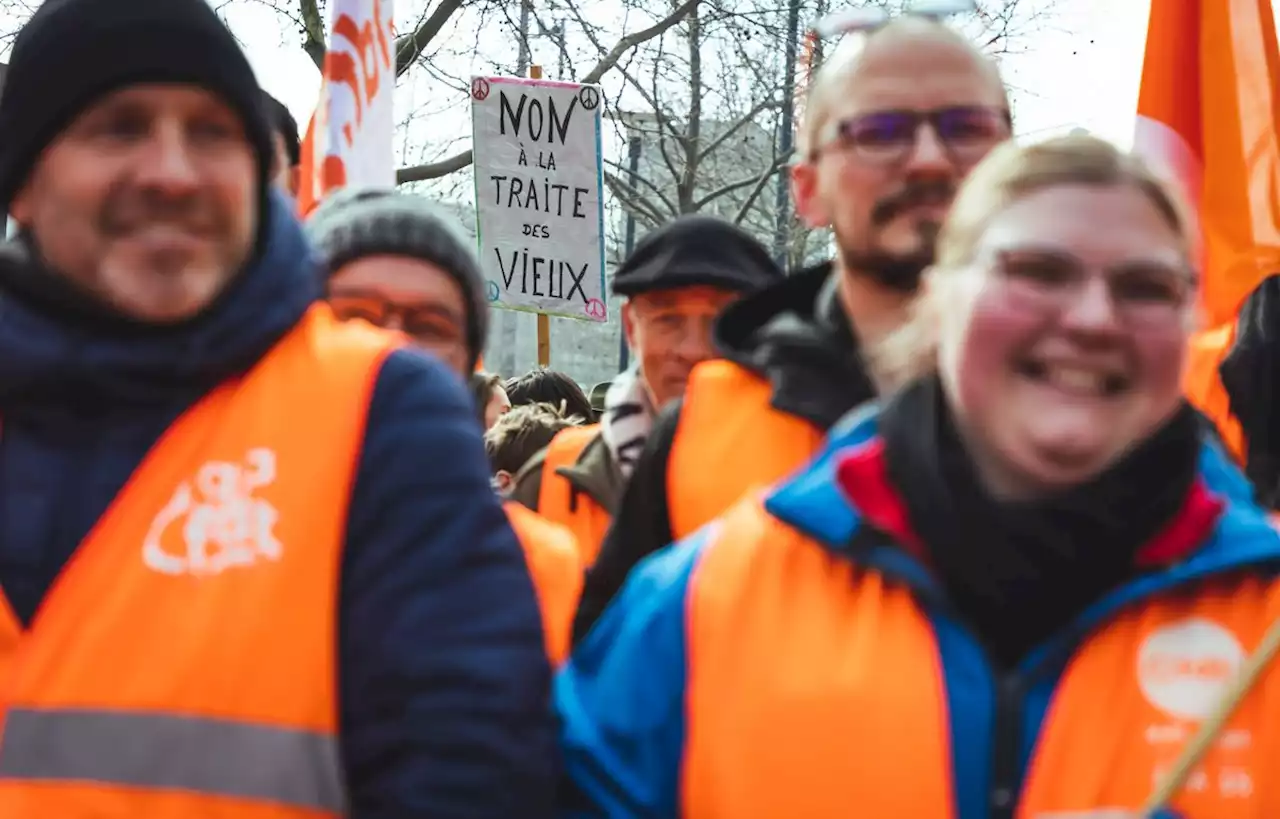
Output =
[{"x1": 556, "y1": 134, "x2": 1280, "y2": 819}]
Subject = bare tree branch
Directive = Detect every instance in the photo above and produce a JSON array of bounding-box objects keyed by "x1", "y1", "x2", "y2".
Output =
[
  {"x1": 395, "y1": 0, "x2": 699, "y2": 183},
  {"x1": 695, "y1": 155, "x2": 787, "y2": 211},
  {"x1": 603, "y1": 171, "x2": 668, "y2": 225},
  {"x1": 733, "y1": 161, "x2": 786, "y2": 224},
  {"x1": 578, "y1": 0, "x2": 700, "y2": 85},
  {"x1": 299, "y1": 0, "x2": 468, "y2": 76},
  {"x1": 695, "y1": 97, "x2": 780, "y2": 164},
  {"x1": 298, "y1": 0, "x2": 326, "y2": 70},
  {"x1": 602, "y1": 157, "x2": 679, "y2": 214},
  {"x1": 397, "y1": 149, "x2": 473, "y2": 184},
  {"x1": 393, "y1": 0, "x2": 467, "y2": 76}
]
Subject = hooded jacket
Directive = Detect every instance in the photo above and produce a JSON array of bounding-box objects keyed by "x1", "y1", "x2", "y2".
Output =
[
  {"x1": 0, "y1": 193, "x2": 556, "y2": 818},
  {"x1": 572, "y1": 264, "x2": 877, "y2": 642}
]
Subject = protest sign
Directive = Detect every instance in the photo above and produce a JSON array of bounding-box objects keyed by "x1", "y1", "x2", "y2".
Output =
[{"x1": 471, "y1": 75, "x2": 608, "y2": 322}]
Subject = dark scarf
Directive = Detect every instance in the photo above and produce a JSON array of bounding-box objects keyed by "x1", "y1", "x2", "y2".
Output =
[{"x1": 880, "y1": 377, "x2": 1202, "y2": 669}]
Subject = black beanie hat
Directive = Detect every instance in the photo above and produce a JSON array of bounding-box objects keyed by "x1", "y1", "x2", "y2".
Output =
[
  {"x1": 0, "y1": 0, "x2": 275, "y2": 211},
  {"x1": 306, "y1": 188, "x2": 490, "y2": 373},
  {"x1": 611, "y1": 214, "x2": 785, "y2": 297}
]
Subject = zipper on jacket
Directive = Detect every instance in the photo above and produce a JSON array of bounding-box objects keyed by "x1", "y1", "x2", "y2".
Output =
[
  {"x1": 989, "y1": 672, "x2": 1025, "y2": 819},
  {"x1": 847, "y1": 530, "x2": 1033, "y2": 818}
]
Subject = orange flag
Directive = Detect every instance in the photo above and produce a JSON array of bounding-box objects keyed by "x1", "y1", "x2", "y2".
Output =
[
  {"x1": 1135, "y1": 0, "x2": 1280, "y2": 461},
  {"x1": 1135, "y1": 0, "x2": 1280, "y2": 326}
]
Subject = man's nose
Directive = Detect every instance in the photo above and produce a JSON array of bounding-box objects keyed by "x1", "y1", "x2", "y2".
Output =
[
  {"x1": 134, "y1": 120, "x2": 201, "y2": 193},
  {"x1": 675, "y1": 315, "x2": 717, "y2": 361},
  {"x1": 901, "y1": 124, "x2": 954, "y2": 177}
]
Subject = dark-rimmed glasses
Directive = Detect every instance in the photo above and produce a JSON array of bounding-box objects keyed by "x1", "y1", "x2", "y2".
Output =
[{"x1": 821, "y1": 106, "x2": 1011, "y2": 165}]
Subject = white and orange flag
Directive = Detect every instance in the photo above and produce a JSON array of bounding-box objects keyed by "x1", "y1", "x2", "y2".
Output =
[
  {"x1": 1134, "y1": 0, "x2": 1280, "y2": 459},
  {"x1": 297, "y1": 0, "x2": 397, "y2": 218}
]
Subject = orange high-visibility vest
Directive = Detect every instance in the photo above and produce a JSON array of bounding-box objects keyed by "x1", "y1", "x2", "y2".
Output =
[
  {"x1": 537, "y1": 425, "x2": 612, "y2": 566},
  {"x1": 504, "y1": 502, "x2": 583, "y2": 665},
  {"x1": 0, "y1": 304, "x2": 399, "y2": 818},
  {"x1": 683, "y1": 497, "x2": 1280, "y2": 817},
  {"x1": 667, "y1": 361, "x2": 826, "y2": 540}
]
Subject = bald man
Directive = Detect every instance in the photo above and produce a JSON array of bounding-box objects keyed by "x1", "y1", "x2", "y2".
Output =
[{"x1": 574, "y1": 17, "x2": 1011, "y2": 642}]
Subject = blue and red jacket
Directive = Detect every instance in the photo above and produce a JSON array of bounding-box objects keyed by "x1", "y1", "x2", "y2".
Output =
[{"x1": 557, "y1": 406, "x2": 1280, "y2": 819}]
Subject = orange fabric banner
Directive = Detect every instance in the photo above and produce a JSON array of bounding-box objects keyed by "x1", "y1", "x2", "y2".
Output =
[
  {"x1": 1136, "y1": 0, "x2": 1280, "y2": 461},
  {"x1": 1135, "y1": 0, "x2": 1280, "y2": 327}
]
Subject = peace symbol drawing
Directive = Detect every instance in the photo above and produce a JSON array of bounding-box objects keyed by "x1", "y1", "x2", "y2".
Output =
[
  {"x1": 486, "y1": 281, "x2": 501, "y2": 302},
  {"x1": 585, "y1": 298, "x2": 606, "y2": 319},
  {"x1": 578, "y1": 86, "x2": 601, "y2": 111},
  {"x1": 471, "y1": 78, "x2": 491, "y2": 102}
]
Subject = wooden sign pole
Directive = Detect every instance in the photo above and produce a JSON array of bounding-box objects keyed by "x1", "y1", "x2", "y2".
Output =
[{"x1": 529, "y1": 64, "x2": 551, "y2": 368}]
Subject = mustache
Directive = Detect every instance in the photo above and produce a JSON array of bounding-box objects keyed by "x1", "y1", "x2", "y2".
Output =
[
  {"x1": 98, "y1": 184, "x2": 225, "y2": 237},
  {"x1": 870, "y1": 179, "x2": 957, "y2": 226}
]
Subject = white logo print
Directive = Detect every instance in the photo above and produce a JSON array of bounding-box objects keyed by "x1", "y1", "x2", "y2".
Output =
[
  {"x1": 142, "y1": 448, "x2": 282, "y2": 576},
  {"x1": 1137, "y1": 617, "x2": 1243, "y2": 722}
]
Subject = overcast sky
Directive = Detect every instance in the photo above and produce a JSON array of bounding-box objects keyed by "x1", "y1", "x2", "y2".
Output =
[
  {"x1": 217, "y1": 0, "x2": 1153, "y2": 152},
  {"x1": 5, "y1": 0, "x2": 1270, "y2": 178}
]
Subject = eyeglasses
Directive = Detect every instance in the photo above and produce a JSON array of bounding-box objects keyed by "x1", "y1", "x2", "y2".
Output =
[
  {"x1": 985, "y1": 247, "x2": 1197, "y2": 326},
  {"x1": 814, "y1": 0, "x2": 977, "y2": 39},
  {"x1": 825, "y1": 106, "x2": 1011, "y2": 165},
  {"x1": 328, "y1": 294, "x2": 464, "y2": 344}
]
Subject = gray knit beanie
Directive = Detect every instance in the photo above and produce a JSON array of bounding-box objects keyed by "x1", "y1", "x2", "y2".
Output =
[{"x1": 306, "y1": 188, "x2": 488, "y2": 370}]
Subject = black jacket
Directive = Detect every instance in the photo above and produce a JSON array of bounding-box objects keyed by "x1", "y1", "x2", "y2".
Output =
[
  {"x1": 1221, "y1": 273, "x2": 1280, "y2": 506},
  {"x1": 572, "y1": 264, "x2": 877, "y2": 643}
]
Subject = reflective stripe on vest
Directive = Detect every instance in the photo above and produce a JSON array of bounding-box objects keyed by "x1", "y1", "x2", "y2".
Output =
[
  {"x1": 537, "y1": 425, "x2": 612, "y2": 565},
  {"x1": 683, "y1": 497, "x2": 1280, "y2": 817},
  {"x1": 667, "y1": 361, "x2": 825, "y2": 540},
  {"x1": 0, "y1": 304, "x2": 395, "y2": 817},
  {"x1": 0, "y1": 708, "x2": 344, "y2": 813}
]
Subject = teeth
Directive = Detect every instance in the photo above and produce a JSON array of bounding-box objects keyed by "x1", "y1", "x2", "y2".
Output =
[{"x1": 1046, "y1": 367, "x2": 1107, "y2": 395}]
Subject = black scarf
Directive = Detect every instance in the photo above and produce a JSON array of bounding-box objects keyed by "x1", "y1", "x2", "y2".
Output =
[{"x1": 880, "y1": 377, "x2": 1202, "y2": 669}]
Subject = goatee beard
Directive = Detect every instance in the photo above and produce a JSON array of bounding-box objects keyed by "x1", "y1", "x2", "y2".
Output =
[
  {"x1": 840, "y1": 222, "x2": 940, "y2": 294},
  {"x1": 840, "y1": 248, "x2": 932, "y2": 293}
]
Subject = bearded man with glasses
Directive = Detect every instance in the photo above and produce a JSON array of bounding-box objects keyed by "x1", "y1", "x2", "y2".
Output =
[{"x1": 573, "y1": 10, "x2": 1013, "y2": 644}]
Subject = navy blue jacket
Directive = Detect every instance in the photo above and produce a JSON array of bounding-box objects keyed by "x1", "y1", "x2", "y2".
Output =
[{"x1": 0, "y1": 194, "x2": 557, "y2": 818}]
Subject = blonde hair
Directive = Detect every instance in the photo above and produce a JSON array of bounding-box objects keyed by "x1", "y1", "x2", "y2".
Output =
[{"x1": 874, "y1": 133, "x2": 1195, "y2": 386}]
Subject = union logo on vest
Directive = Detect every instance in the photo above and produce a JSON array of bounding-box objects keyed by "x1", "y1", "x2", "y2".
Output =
[
  {"x1": 142, "y1": 448, "x2": 283, "y2": 576},
  {"x1": 1137, "y1": 617, "x2": 1244, "y2": 722}
]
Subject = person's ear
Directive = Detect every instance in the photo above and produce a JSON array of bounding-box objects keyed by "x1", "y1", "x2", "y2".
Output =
[
  {"x1": 9, "y1": 179, "x2": 33, "y2": 227},
  {"x1": 495, "y1": 470, "x2": 513, "y2": 494},
  {"x1": 621, "y1": 299, "x2": 638, "y2": 351},
  {"x1": 790, "y1": 160, "x2": 830, "y2": 228}
]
